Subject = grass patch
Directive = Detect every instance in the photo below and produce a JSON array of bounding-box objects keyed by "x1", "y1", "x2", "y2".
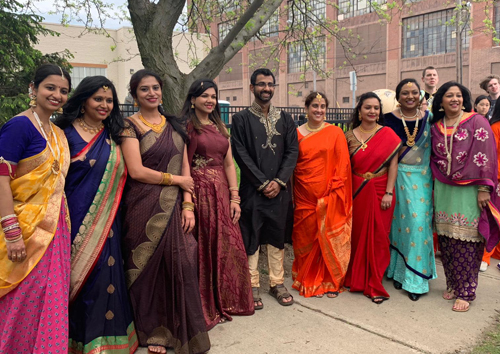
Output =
[{"x1": 471, "y1": 319, "x2": 500, "y2": 354}]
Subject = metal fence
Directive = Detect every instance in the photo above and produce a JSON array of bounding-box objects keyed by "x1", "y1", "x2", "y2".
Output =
[{"x1": 119, "y1": 104, "x2": 354, "y2": 130}]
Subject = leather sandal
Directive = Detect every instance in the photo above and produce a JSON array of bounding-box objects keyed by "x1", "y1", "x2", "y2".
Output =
[
  {"x1": 269, "y1": 284, "x2": 294, "y2": 306},
  {"x1": 252, "y1": 287, "x2": 263, "y2": 310}
]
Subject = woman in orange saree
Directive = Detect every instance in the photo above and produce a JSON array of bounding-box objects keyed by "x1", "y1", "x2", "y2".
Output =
[
  {"x1": 344, "y1": 92, "x2": 401, "y2": 304},
  {"x1": 292, "y1": 92, "x2": 352, "y2": 298}
]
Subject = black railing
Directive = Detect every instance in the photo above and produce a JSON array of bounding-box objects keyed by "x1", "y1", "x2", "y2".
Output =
[{"x1": 119, "y1": 104, "x2": 354, "y2": 131}]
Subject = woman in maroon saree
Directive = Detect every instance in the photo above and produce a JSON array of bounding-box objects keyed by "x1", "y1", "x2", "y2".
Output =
[
  {"x1": 344, "y1": 92, "x2": 401, "y2": 304},
  {"x1": 181, "y1": 79, "x2": 253, "y2": 329},
  {"x1": 120, "y1": 70, "x2": 210, "y2": 354}
]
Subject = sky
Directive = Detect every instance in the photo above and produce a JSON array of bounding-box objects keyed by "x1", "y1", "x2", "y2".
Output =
[{"x1": 33, "y1": 0, "x2": 131, "y2": 29}]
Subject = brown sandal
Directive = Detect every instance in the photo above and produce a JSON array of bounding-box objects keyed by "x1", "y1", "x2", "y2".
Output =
[
  {"x1": 269, "y1": 284, "x2": 294, "y2": 306},
  {"x1": 252, "y1": 287, "x2": 263, "y2": 310}
]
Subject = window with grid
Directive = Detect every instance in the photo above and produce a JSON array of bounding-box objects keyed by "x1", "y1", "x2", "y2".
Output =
[
  {"x1": 71, "y1": 67, "x2": 107, "y2": 88},
  {"x1": 402, "y1": 9, "x2": 470, "y2": 58},
  {"x1": 288, "y1": 0, "x2": 326, "y2": 27},
  {"x1": 218, "y1": 21, "x2": 234, "y2": 43},
  {"x1": 251, "y1": 10, "x2": 279, "y2": 41},
  {"x1": 218, "y1": 0, "x2": 239, "y2": 13},
  {"x1": 288, "y1": 37, "x2": 326, "y2": 73},
  {"x1": 338, "y1": 0, "x2": 386, "y2": 19}
]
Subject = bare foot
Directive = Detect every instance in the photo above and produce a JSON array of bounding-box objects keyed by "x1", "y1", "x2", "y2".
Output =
[
  {"x1": 315, "y1": 294, "x2": 324, "y2": 298},
  {"x1": 442, "y1": 289, "x2": 456, "y2": 300},
  {"x1": 326, "y1": 292, "x2": 339, "y2": 298},
  {"x1": 148, "y1": 345, "x2": 166, "y2": 354},
  {"x1": 452, "y1": 299, "x2": 470, "y2": 312}
]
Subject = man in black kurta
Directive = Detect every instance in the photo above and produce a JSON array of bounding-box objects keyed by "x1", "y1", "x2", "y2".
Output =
[{"x1": 231, "y1": 68, "x2": 298, "y2": 308}]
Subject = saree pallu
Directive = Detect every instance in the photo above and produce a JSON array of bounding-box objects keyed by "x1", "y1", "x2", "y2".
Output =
[
  {"x1": 292, "y1": 125, "x2": 352, "y2": 297},
  {"x1": 386, "y1": 114, "x2": 437, "y2": 294},
  {"x1": 431, "y1": 113, "x2": 500, "y2": 251},
  {"x1": 0, "y1": 125, "x2": 71, "y2": 352},
  {"x1": 344, "y1": 127, "x2": 401, "y2": 299},
  {"x1": 65, "y1": 128, "x2": 138, "y2": 354},
  {"x1": 121, "y1": 120, "x2": 210, "y2": 354}
]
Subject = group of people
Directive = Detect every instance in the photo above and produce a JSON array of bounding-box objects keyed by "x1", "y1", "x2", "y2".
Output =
[{"x1": 1, "y1": 63, "x2": 500, "y2": 354}]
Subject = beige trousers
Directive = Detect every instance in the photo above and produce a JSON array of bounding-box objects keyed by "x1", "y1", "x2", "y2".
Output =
[{"x1": 247, "y1": 244, "x2": 284, "y2": 287}]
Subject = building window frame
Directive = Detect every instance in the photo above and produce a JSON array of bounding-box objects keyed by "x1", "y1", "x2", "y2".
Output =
[
  {"x1": 288, "y1": 37, "x2": 326, "y2": 73},
  {"x1": 288, "y1": 0, "x2": 326, "y2": 27},
  {"x1": 338, "y1": 0, "x2": 386, "y2": 19},
  {"x1": 495, "y1": 0, "x2": 500, "y2": 44},
  {"x1": 218, "y1": 21, "x2": 235, "y2": 43},
  {"x1": 402, "y1": 9, "x2": 470, "y2": 59},
  {"x1": 70, "y1": 65, "x2": 107, "y2": 88}
]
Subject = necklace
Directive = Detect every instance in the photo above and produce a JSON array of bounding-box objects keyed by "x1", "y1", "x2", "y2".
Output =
[
  {"x1": 78, "y1": 118, "x2": 104, "y2": 135},
  {"x1": 358, "y1": 124, "x2": 378, "y2": 135},
  {"x1": 399, "y1": 108, "x2": 420, "y2": 147},
  {"x1": 138, "y1": 111, "x2": 166, "y2": 133},
  {"x1": 305, "y1": 122, "x2": 325, "y2": 132},
  {"x1": 32, "y1": 110, "x2": 60, "y2": 174},
  {"x1": 443, "y1": 111, "x2": 463, "y2": 176},
  {"x1": 200, "y1": 119, "x2": 213, "y2": 126}
]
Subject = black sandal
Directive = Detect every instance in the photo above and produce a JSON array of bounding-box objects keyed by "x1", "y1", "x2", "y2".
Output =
[
  {"x1": 269, "y1": 284, "x2": 294, "y2": 306},
  {"x1": 252, "y1": 287, "x2": 264, "y2": 310},
  {"x1": 372, "y1": 296, "x2": 389, "y2": 305}
]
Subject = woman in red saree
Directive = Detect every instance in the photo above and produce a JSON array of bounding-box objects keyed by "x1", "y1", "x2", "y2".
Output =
[
  {"x1": 182, "y1": 79, "x2": 254, "y2": 328},
  {"x1": 292, "y1": 92, "x2": 352, "y2": 298},
  {"x1": 344, "y1": 92, "x2": 401, "y2": 304}
]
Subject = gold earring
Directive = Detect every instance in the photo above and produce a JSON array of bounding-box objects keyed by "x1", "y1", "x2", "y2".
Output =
[
  {"x1": 29, "y1": 96, "x2": 37, "y2": 108},
  {"x1": 439, "y1": 106, "x2": 444, "y2": 112},
  {"x1": 80, "y1": 108, "x2": 85, "y2": 114},
  {"x1": 57, "y1": 107, "x2": 63, "y2": 114},
  {"x1": 305, "y1": 114, "x2": 308, "y2": 119},
  {"x1": 462, "y1": 106, "x2": 465, "y2": 110},
  {"x1": 191, "y1": 103, "x2": 195, "y2": 109},
  {"x1": 160, "y1": 99, "x2": 163, "y2": 104},
  {"x1": 134, "y1": 100, "x2": 138, "y2": 107},
  {"x1": 396, "y1": 102, "x2": 401, "y2": 108}
]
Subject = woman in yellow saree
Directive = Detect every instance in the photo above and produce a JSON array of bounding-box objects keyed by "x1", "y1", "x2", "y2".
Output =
[{"x1": 0, "y1": 64, "x2": 72, "y2": 352}]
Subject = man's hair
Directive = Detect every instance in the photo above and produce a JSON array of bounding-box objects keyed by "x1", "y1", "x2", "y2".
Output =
[
  {"x1": 250, "y1": 68, "x2": 276, "y2": 85},
  {"x1": 479, "y1": 74, "x2": 500, "y2": 92},
  {"x1": 422, "y1": 66, "x2": 436, "y2": 78}
]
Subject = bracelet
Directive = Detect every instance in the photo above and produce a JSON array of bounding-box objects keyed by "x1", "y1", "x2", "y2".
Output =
[
  {"x1": 159, "y1": 172, "x2": 173, "y2": 186},
  {"x1": 229, "y1": 187, "x2": 239, "y2": 191},
  {"x1": 0, "y1": 214, "x2": 17, "y2": 223},
  {"x1": 1, "y1": 217, "x2": 19, "y2": 228},
  {"x1": 4, "y1": 235, "x2": 23, "y2": 243},
  {"x1": 478, "y1": 186, "x2": 490, "y2": 193},
  {"x1": 230, "y1": 200, "x2": 241, "y2": 204},
  {"x1": 385, "y1": 192, "x2": 393, "y2": 196},
  {"x1": 182, "y1": 206, "x2": 195, "y2": 212},
  {"x1": 182, "y1": 201, "x2": 195, "y2": 208},
  {"x1": 3, "y1": 223, "x2": 20, "y2": 232},
  {"x1": 5, "y1": 230, "x2": 22, "y2": 240}
]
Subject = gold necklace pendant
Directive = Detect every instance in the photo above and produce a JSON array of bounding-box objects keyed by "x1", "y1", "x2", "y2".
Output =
[
  {"x1": 360, "y1": 141, "x2": 368, "y2": 151},
  {"x1": 138, "y1": 112, "x2": 166, "y2": 133},
  {"x1": 305, "y1": 122, "x2": 325, "y2": 132},
  {"x1": 358, "y1": 124, "x2": 378, "y2": 135},
  {"x1": 78, "y1": 118, "x2": 104, "y2": 135}
]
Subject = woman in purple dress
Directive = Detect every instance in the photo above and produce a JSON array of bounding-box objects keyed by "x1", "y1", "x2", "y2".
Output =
[{"x1": 181, "y1": 79, "x2": 254, "y2": 329}]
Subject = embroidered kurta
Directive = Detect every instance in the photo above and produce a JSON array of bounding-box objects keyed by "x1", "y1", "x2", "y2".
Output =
[{"x1": 231, "y1": 102, "x2": 299, "y2": 255}]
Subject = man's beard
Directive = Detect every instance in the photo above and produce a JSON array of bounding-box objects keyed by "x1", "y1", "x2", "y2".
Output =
[{"x1": 256, "y1": 90, "x2": 273, "y2": 102}]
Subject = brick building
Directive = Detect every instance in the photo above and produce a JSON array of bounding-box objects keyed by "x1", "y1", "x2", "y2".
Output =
[{"x1": 207, "y1": 0, "x2": 500, "y2": 108}]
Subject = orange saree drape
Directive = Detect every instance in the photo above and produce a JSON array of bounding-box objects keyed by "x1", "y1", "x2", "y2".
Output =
[
  {"x1": 483, "y1": 121, "x2": 500, "y2": 264},
  {"x1": 344, "y1": 127, "x2": 401, "y2": 299},
  {"x1": 292, "y1": 124, "x2": 352, "y2": 297}
]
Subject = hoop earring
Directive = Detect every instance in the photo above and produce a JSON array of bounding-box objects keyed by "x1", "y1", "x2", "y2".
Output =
[{"x1": 80, "y1": 107, "x2": 85, "y2": 114}]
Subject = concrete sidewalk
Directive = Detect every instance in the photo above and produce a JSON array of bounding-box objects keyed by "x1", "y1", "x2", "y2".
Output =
[{"x1": 137, "y1": 257, "x2": 500, "y2": 354}]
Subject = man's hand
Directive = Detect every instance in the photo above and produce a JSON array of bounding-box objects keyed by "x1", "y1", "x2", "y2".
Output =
[{"x1": 263, "y1": 181, "x2": 281, "y2": 199}]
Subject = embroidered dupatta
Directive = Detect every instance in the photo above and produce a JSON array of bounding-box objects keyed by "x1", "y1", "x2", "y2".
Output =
[
  {"x1": 0, "y1": 126, "x2": 69, "y2": 298},
  {"x1": 67, "y1": 129, "x2": 127, "y2": 302},
  {"x1": 431, "y1": 113, "x2": 500, "y2": 251}
]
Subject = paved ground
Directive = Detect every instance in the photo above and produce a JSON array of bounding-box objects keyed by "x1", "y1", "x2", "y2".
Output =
[{"x1": 136, "y1": 257, "x2": 500, "y2": 354}]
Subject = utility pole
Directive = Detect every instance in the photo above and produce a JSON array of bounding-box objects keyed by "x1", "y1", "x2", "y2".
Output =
[{"x1": 455, "y1": 0, "x2": 463, "y2": 84}]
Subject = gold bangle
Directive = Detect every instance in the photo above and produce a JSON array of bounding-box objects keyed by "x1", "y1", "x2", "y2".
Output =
[
  {"x1": 229, "y1": 187, "x2": 239, "y2": 191},
  {"x1": 182, "y1": 206, "x2": 195, "y2": 211},
  {"x1": 478, "y1": 185, "x2": 491, "y2": 192},
  {"x1": 182, "y1": 201, "x2": 195, "y2": 208},
  {"x1": 159, "y1": 172, "x2": 173, "y2": 186},
  {"x1": 230, "y1": 200, "x2": 241, "y2": 204},
  {"x1": 4, "y1": 235, "x2": 23, "y2": 243}
]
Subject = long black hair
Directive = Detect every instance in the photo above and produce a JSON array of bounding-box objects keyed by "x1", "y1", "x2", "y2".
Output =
[
  {"x1": 430, "y1": 81, "x2": 472, "y2": 124},
  {"x1": 129, "y1": 69, "x2": 188, "y2": 142},
  {"x1": 179, "y1": 79, "x2": 229, "y2": 138},
  {"x1": 54, "y1": 76, "x2": 124, "y2": 144},
  {"x1": 349, "y1": 92, "x2": 384, "y2": 129},
  {"x1": 490, "y1": 100, "x2": 500, "y2": 126}
]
